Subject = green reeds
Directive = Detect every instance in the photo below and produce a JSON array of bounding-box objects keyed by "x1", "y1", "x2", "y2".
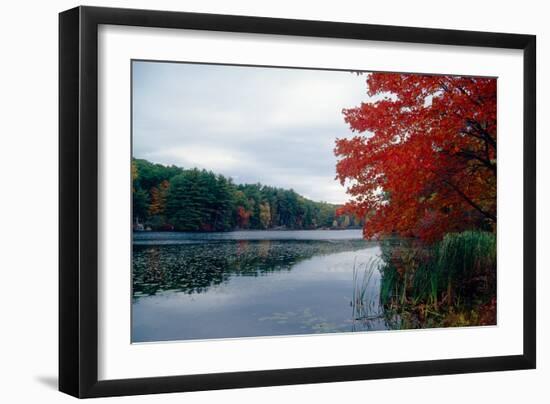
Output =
[
  {"x1": 435, "y1": 230, "x2": 496, "y2": 303},
  {"x1": 379, "y1": 231, "x2": 496, "y2": 313},
  {"x1": 351, "y1": 257, "x2": 381, "y2": 323}
]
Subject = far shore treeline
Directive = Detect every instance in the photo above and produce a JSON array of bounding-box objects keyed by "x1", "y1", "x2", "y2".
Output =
[{"x1": 132, "y1": 158, "x2": 362, "y2": 232}]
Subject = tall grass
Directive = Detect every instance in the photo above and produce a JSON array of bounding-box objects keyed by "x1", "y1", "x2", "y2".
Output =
[
  {"x1": 379, "y1": 231, "x2": 496, "y2": 311},
  {"x1": 351, "y1": 257, "x2": 382, "y2": 325}
]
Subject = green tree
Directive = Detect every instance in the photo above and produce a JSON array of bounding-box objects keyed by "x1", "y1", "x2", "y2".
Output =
[
  {"x1": 133, "y1": 188, "x2": 148, "y2": 224},
  {"x1": 166, "y1": 170, "x2": 207, "y2": 231},
  {"x1": 133, "y1": 158, "x2": 346, "y2": 232}
]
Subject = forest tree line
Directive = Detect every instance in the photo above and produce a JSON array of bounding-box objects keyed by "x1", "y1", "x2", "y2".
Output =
[{"x1": 132, "y1": 158, "x2": 362, "y2": 232}]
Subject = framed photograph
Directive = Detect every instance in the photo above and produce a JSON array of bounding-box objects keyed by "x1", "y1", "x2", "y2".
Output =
[{"x1": 59, "y1": 6, "x2": 536, "y2": 398}]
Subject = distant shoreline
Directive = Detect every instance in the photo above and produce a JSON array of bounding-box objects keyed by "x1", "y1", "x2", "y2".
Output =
[{"x1": 133, "y1": 227, "x2": 364, "y2": 233}]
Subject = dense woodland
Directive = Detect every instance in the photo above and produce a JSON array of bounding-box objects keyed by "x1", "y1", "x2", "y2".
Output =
[{"x1": 132, "y1": 158, "x2": 361, "y2": 232}]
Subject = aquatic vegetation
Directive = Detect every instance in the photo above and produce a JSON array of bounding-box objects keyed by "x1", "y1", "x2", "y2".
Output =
[
  {"x1": 351, "y1": 257, "x2": 382, "y2": 326},
  {"x1": 258, "y1": 308, "x2": 342, "y2": 333},
  {"x1": 378, "y1": 231, "x2": 497, "y2": 328},
  {"x1": 132, "y1": 230, "x2": 496, "y2": 342},
  {"x1": 133, "y1": 238, "x2": 372, "y2": 296},
  {"x1": 132, "y1": 232, "x2": 386, "y2": 342}
]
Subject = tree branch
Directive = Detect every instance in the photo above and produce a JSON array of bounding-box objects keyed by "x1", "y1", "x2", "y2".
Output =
[{"x1": 441, "y1": 179, "x2": 496, "y2": 222}]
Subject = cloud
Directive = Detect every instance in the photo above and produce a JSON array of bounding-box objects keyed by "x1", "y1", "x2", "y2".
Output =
[
  {"x1": 132, "y1": 61, "x2": 372, "y2": 204},
  {"x1": 146, "y1": 145, "x2": 248, "y2": 173}
]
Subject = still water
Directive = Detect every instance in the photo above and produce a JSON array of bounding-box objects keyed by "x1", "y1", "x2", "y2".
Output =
[{"x1": 132, "y1": 230, "x2": 388, "y2": 342}]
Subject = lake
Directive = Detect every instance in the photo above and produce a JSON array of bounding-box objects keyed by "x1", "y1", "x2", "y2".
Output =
[{"x1": 132, "y1": 230, "x2": 389, "y2": 342}]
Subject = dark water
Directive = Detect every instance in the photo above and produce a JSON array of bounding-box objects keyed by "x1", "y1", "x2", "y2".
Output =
[{"x1": 132, "y1": 230, "x2": 389, "y2": 342}]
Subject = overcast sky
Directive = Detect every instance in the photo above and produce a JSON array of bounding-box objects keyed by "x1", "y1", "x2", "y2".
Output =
[{"x1": 132, "y1": 61, "x2": 372, "y2": 204}]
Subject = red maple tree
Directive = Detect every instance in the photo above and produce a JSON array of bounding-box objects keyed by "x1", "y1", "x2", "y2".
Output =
[{"x1": 335, "y1": 73, "x2": 497, "y2": 241}]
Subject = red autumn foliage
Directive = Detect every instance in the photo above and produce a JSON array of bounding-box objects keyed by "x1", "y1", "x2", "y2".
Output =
[
  {"x1": 236, "y1": 206, "x2": 252, "y2": 228},
  {"x1": 335, "y1": 73, "x2": 497, "y2": 241}
]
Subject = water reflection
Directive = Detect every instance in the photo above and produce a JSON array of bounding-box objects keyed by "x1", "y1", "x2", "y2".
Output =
[
  {"x1": 132, "y1": 231, "x2": 389, "y2": 342},
  {"x1": 133, "y1": 239, "x2": 373, "y2": 296}
]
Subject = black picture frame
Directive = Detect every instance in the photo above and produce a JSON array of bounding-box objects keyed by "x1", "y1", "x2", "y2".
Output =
[{"x1": 59, "y1": 5, "x2": 536, "y2": 398}]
